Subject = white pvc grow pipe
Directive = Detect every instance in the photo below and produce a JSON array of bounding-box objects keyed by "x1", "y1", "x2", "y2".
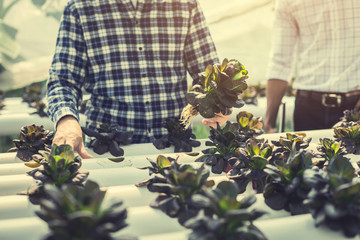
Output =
[
  {"x1": 0, "y1": 195, "x2": 36, "y2": 220},
  {"x1": 0, "y1": 165, "x2": 227, "y2": 196},
  {"x1": 258, "y1": 214, "x2": 351, "y2": 240},
  {"x1": 138, "y1": 231, "x2": 191, "y2": 240},
  {"x1": 2, "y1": 149, "x2": 358, "y2": 196},
  {"x1": 0, "y1": 129, "x2": 333, "y2": 164},
  {"x1": 0, "y1": 152, "x2": 204, "y2": 176},
  {"x1": 0, "y1": 207, "x2": 352, "y2": 240},
  {"x1": 0, "y1": 112, "x2": 85, "y2": 136},
  {"x1": 137, "y1": 213, "x2": 352, "y2": 240},
  {"x1": 0, "y1": 174, "x2": 32, "y2": 196},
  {"x1": 1, "y1": 178, "x2": 288, "y2": 221},
  {"x1": 0, "y1": 184, "x2": 159, "y2": 220},
  {"x1": 132, "y1": 214, "x2": 355, "y2": 240},
  {"x1": 0, "y1": 113, "x2": 55, "y2": 135},
  {"x1": 0, "y1": 151, "x2": 205, "y2": 175},
  {"x1": 0, "y1": 141, "x2": 208, "y2": 164},
  {"x1": 0, "y1": 152, "x2": 17, "y2": 164},
  {"x1": 0, "y1": 205, "x2": 185, "y2": 240}
]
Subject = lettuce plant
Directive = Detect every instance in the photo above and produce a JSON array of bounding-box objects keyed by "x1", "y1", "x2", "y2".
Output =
[
  {"x1": 314, "y1": 138, "x2": 346, "y2": 169},
  {"x1": 153, "y1": 117, "x2": 201, "y2": 152},
  {"x1": 334, "y1": 123, "x2": 360, "y2": 154},
  {"x1": 227, "y1": 138, "x2": 273, "y2": 193},
  {"x1": 135, "y1": 155, "x2": 175, "y2": 187},
  {"x1": 271, "y1": 132, "x2": 311, "y2": 162},
  {"x1": 0, "y1": 97, "x2": 4, "y2": 110},
  {"x1": 8, "y1": 124, "x2": 54, "y2": 162},
  {"x1": 36, "y1": 180, "x2": 136, "y2": 240},
  {"x1": 342, "y1": 109, "x2": 360, "y2": 122},
  {"x1": 22, "y1": 82, "x2": 43, "y2": 104},
  {"x1": 334, "y1": 109, "x2": 360, "y2": 128},
  {"x1": 263, "y1": 148, "x2": 313, "y2": 215},
  {"x1": 21, "y1": 144, "x2": 89, "y2": 204},
  {"x1": 195, "y1": 121, "x2": 245, "y2": 174},
  {"x1": 303, "y1": 156, "x2": 360, "y2": 238},
  {"x1": 82, "y1": 123, "x2": 133, "y2": 156},
  {"x1": 248, "y1": 82, "x2": 266, "y2": 98},
  {"x1": 149, "y1": 161, "x2": 215, "y2": 225},
  {"x1": 29, "y1": 101, "x2": 48, "y2": 117},
  {"x1": 238, "y1": 85, "x2": 261, "y2": 105},
  {"x1": 236, "y1": 111, "x2": 264, "y2": 140},
  {"x1": 184, "y1": 181, "x2": 267, "y2": 240},
  {"x1": 180, "y1": 58, "x2": 248, "y2": 128}
]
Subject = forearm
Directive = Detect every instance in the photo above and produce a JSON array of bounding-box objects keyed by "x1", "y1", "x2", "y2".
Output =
[{"x1": 264, "y1": 79, "x2": 288, "y2": 132}]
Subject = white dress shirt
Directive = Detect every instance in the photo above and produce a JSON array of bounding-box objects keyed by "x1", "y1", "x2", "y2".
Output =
[{"x1": 266, "y1": 0, "x2": 360, "y2": 93}]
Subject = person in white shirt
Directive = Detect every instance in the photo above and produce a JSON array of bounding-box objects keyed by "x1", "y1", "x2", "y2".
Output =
[{"x1": 264, "y1": 0, "x2": 360, "y2": 133}]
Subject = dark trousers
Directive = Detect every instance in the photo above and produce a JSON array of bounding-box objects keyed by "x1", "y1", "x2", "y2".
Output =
[{"x1": 293, "y1": 90, "x2": 359, "y2": 131}]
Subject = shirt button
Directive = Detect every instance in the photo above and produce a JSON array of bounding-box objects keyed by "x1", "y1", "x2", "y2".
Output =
[{"x1": 138, "y1": 47, "x2": 143, "y2": 51}]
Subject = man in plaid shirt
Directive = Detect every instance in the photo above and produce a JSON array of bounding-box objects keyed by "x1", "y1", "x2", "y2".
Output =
[
  {"x1": 265, "y1": 0, "x2": 360, "y2": 133},
  {"x1": 47, "y1": 0, "x2": 228, "y2": 158}
]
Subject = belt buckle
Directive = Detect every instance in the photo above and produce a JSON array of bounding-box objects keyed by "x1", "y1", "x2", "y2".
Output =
[{"x1": 321, "y1": 93, "x2": 342, "y2": 107}]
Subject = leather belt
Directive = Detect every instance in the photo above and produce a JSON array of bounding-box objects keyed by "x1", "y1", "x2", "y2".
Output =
[{"x1": 297, "y1": 90, "x2": 360, "y2": 108}]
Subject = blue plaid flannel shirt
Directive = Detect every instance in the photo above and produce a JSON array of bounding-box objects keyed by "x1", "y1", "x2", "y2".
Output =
[{"x1": 47, "y1": 0, "x2": 219, "y2": 143}]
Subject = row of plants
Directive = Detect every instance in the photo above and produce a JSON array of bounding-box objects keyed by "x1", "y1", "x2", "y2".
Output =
[
  {"x1": 136, "y1": 155, "x2": 267, "y2": 239},
  {"x1": 4, "y1": 127, "x2": 358, "y2": 239},
  {"x1": 3, "y1": 122, "x2": 263, "y2": 239},
  {"x1": 77, "y1": 108, "x2": 263, "y2": 156},
  {"x1": 5, "y1": 110, "x2": 262, "y2": 160},
  {"x1": 6, "y1": 122, "x2": 132, "y2": 158},
  {"x1": 8, "y1": 109, "x2": 360, "y2": 197},
  {"x1": 6, "y1": 124, "x2": 137, "y2": 239},
  {"x1": 21, "y1": 144, "x2": 137, "y2": 240},
  {"x1": 3, "y1": 111, "x2": 260, "y2": 158},
  {"x1": 195, "y1": 107, "x2": 360, "y2": 175},
  {"x1": 136, "y1": 136, "x2": 360, "y2": 238},
  {"x1": 7, "y1": 106, "x2": 360, "y2": 178}
]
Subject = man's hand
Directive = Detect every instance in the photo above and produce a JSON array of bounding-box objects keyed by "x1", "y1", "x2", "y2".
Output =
[
  {"x1": 53, "y1": 115, "x2": 93, "y2": 159},
  {"x1": 202, "y1": 112, "x2": 231, "y2": 128}
]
